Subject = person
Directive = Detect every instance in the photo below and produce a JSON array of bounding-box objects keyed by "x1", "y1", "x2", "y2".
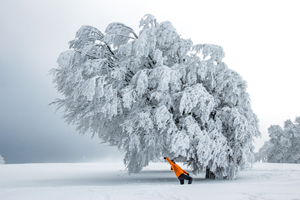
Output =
[{"x1": 164, "y1": 157, "x2": 193, "y2": 185}]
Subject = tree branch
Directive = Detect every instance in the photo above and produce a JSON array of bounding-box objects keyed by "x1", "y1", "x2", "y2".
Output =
[
  {"x1": 111, "y1": 34, "x2": 135, "y2": 40},
  {"x1": 122, "y1": 25, "x2": 138, "y2": 39}
]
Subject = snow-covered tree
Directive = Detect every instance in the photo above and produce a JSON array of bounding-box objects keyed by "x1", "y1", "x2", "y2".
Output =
[
  {"x1": 51, "y1": 14, "x2": 260, "y2": 179},
  {"x1": 255, "y1": 141, "x2": 274, "y2": 162},
  {"x1": 0, "y1": 154, "x2": 5, "y2": 164},
  {"x1": 256, "y1": 116, "x2": 300, "y2": 163}
]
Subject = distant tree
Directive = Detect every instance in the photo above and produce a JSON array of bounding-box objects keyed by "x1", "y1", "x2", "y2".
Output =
[
  {"x1": 0, "y1": 154, "x2": 5, "y2": 164},
  {"x1": 255, "y1": 141, "x2": 274, "y2": 162},
  {"x1": 51, "y1": 14, "x2": 260, "y2": 179},
  {"x1": 256, "y1": 116, "x2": 300, "y2": 163}
]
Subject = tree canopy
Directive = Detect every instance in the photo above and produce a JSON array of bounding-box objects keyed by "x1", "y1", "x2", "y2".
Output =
[
  {"x1": 51, "y1": 14, "x2": 260, "y2": 179},
  {"x1": 256, "y1": 116, "x2": 300, "y2": 163}
]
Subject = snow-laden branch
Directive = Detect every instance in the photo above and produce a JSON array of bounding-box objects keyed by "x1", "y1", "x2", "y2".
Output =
[{"x1": 51, "y1": 14, "x2": 260, "y2": 179}]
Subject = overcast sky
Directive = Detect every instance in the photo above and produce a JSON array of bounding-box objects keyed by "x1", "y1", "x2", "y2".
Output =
[{"x1": 0, "y1": 0, "x2": 299, "y2": 164}]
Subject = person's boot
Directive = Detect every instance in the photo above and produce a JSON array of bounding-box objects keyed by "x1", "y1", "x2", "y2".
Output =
[{"x1": 180, "y1": 179, "x2": 184, "y2": 185}]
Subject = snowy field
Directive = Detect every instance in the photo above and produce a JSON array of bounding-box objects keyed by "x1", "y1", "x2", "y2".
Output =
[{"x1": 0, "y1": 162, "x2": 299, "y2": 200}]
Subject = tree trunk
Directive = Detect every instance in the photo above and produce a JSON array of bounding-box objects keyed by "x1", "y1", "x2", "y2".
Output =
[{"x1": 205, "y1": 167, "x2": 216, "y2": 179}]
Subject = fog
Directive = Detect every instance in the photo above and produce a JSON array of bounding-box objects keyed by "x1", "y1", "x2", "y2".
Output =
[{"x1": 0, "y1": 0, "x2": 299, "y2": 163}]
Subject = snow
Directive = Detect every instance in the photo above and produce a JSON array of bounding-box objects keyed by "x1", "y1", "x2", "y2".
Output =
[
  {"x1": 0, "y1": 162, "x2": 299, "y2": 200},
  {"x1": 52, "y1": 15, "x2": 261, "y2": 177}
]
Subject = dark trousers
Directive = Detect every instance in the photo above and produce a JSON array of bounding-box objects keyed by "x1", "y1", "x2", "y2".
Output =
[{"x1": 178, "y1": 173, "x2": 193, "y2": 185}]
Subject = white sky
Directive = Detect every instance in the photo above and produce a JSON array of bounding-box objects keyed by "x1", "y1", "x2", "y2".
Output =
[{"x1": 0, "y1": 0, "x2": 299, "y2": 162}]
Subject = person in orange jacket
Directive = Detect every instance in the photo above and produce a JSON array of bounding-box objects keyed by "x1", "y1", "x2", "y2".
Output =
[{"x1": 164, "y1": 157, "x2": 193, "y2": 185}]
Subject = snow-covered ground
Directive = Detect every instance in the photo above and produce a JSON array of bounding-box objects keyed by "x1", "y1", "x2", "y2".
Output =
[{"x1": 0, "y1": 162, "x2": 299, "y2": 200}]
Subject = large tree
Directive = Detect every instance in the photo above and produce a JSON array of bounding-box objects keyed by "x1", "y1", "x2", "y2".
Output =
[
  {"x1": 256, "y1": 116, "x2": 300, "y2": 163},
  {"x1": 51, "y1": 14, "x2": 260, "y2": 179}
]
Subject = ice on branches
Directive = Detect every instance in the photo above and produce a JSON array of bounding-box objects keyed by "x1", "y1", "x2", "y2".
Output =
[
  {"x1": 256, "y1": 116, "x2": 300, "y2": 164},
  {"x1": 51, "y1": 14, "x2": 260, "y2": 179}
]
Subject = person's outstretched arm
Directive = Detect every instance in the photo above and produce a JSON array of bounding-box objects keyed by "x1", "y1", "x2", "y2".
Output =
[{"x1": 164, "y1": 157, "x2": 174, "y2": 166}]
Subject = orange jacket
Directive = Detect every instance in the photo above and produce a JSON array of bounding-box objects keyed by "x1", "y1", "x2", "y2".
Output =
[{"x1": 166, "y1": 157, "x2": 188, "y2": 178}]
